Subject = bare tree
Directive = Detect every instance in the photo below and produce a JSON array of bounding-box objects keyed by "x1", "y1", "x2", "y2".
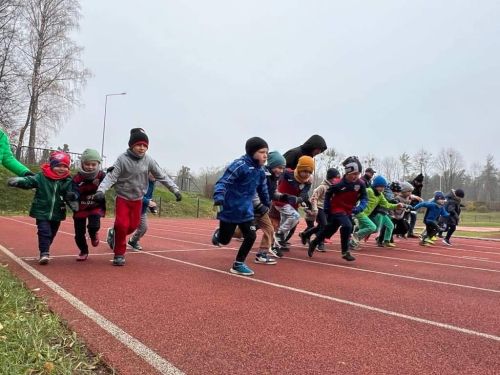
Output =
[
  {"x1": 412, "y1": 148, "x2": 433, "y2": 176},
  {"x1": 15, "y1": 0, "x2": 90, "y2": 162},
  {"x1": 399, "y1": 152, "x2": 411, "y2": 180},
  {"x1": 380, "y1": 156, "x2": 401, "y2": 182},
  {"x1": 434, "y1": 148, "x2": 466, "y2": 192},
  {"x1": 315, "y1": 147, "x2": 344, "y2": 185}
]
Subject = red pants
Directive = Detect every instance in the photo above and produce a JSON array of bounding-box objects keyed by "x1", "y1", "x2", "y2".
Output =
[{"x1": 114, "y1": 196, "x2": 142, "y2": 255}]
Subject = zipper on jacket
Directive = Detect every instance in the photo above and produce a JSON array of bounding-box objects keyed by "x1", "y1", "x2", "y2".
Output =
[{"x1": 49, "y1": 181, "x2": 58, "y2": 220}]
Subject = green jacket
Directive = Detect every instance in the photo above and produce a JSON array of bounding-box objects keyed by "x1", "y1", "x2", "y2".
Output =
[
  {"x1": 15, "y1": 173, "x2": 72, "y2": 221},
  {"x1": 0, "y1": 130, "x2": 29, "y2": 176},
  {"x1": 356, "y1": 187, "x2": 397, "y2": 218}
]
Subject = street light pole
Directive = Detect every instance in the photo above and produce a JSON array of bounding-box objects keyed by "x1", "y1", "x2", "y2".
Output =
[{"x1": 101, "y1": 92, "x2": 127, "y2": 159}]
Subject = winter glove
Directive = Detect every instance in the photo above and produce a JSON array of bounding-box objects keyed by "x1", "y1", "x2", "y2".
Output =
[
  {"x1": 68, "y1": 201, "x2": 79, "y2": 212},
  {"x1": 254, "y1": 203, "x2": 269, "y2": 216},
  {"x1": 65, "y1": 191, "x2": 79, "y2": 202},
  {"x1": 91, "y1": 191, "x2": 105, "y2": 202},
  {"x1": 106, "y1": 166, "x2": 115, "y2": 174},
  {"x1": 287, "y1": 196, "x2": 302, "y2": 205},
  {"x1": 278, "y1": 193, "x2": 289, "y2": 202},
  {"x1": 352, "y1": 206, "x2": 362, "y2": 215},
  {"x1": 7, "y1": 177, "x2": 23, "y2": 187},
  {"x1": 175, "y1": 192, "x2": 182, "y2": 202},
  {"x1": 23, "y1": 170, "x2": 35, "y2": 177}
]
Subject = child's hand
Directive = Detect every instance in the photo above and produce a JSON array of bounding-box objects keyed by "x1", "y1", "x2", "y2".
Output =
[
  {"x1": 396, "y1": 203, "x2": 405, "y2": 209},
  {"x1": 175, "y1": 192, "x2": 182, "y2": 202},
  {"x1": 91, "y1": 191, "x2": 105, "y2": 202},
  {"x1": 7, "y1": 177, "x2": 23, "y2": 187}
]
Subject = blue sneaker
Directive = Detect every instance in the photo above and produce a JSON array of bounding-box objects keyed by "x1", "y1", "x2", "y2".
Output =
[
  {"x1": 106, "y1": 228, "x2": 115, "y2": 250},
  {"x1": 211, "y1": 228, "x2": 220, "y2": 247},
  {"x1": 230, "y1": 262, "x2": 254, "y2": 276}
]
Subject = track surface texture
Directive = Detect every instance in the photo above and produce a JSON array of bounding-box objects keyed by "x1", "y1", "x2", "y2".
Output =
[{"x1": 1, "y1": 216, "x2": 499, "y2": 375}]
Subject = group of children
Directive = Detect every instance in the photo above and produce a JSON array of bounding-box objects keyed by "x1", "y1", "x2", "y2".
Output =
[
  {"x1": 6, "y1": 130, "x2": 465, "y2": 275},
  {"x1": 211, "y1": 138, "x2": 466, "y2": 276},
  {"x1": 7, "y1": 128, "x2": 181, "y2": 265}
]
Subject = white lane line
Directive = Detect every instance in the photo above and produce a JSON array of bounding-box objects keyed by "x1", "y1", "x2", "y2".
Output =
[
  {"x1": 0, "y1": 244, "x2": 184, "y2": 375},
  {"x1": 143, "y1": 251, "x2": 500, "y2": 343}
]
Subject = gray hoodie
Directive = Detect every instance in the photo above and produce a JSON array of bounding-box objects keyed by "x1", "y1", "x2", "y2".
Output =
[{"x1": 98, "y1": 150, "x2": 179, "y2": 200}]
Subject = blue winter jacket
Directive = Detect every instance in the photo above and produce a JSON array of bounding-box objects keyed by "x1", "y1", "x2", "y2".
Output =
[
  {"x1": 213, "y1": 155, "x2": 270, "y2": 223},
  {"x1": 413, "y1": 200, "x2": 449, "y2": 223},
  {"x1": 141, "y1": 180, "x2": 155, "y2": 215}
]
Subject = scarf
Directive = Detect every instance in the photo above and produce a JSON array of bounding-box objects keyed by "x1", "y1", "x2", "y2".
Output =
[
  {"x1": 78, "y1": 168, "x2": 99, "y2": 180},
  {"x1": 41, "y1": 163, "x2": 70, "y2": 180},
  {"x1": 126, "y1": 148, "x2": 145, "y2": 160}
]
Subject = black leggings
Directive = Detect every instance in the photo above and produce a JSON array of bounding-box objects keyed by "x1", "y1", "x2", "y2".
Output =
[
  {"x1": 301, "y1": 209, "x2": 327, "y2": 239},
  {"x1": 218, "y1": 220, "x2": 256, "y2": 263},
  {"x1": 315, "y1": 214, "x2": 353, "y2": 253},
  {"x1": 74, "y1": 215, "x2": 101, "y2": 253},
  {"x1": 424, "y1": 221, "x2": 440, "y2": 239},
  {"x1": 445, "y1": 224, "x2": 457, "y2": 241}
]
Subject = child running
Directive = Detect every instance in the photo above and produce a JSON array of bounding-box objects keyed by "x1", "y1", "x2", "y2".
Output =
[
  {"x1": 67, "y1": 149, "x2": 106, "y2": 261},
  {"x1": 211, "y1": 137, "x2": 270, "y2": 276},
  {"x1": 7, "y1": 151, "x2": 73, "y2": 264},
  {"x1": 95, "y1": 128, "x2": 182, "y2": 266},
  {"x1": 308, "y1": 156, "x2": 368, "y2": 261},
  {"x1": 299, "y1": 167, "x2": 341, "y2": 251},
  {"x1": 413, "y1": 191, "x2": 450, "y2": 246},
  {"x1": 441, "y1": 189, "x2": 464, "y2": 246}
]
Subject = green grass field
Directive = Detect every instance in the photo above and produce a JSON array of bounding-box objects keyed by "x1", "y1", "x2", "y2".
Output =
[{"x1": 0, "y1": 265, "x2": 113, "y2": 374}]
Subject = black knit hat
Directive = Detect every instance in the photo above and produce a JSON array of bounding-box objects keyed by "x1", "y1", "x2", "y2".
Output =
[
  {"x1": 128, "y1": 128, "x2": 149, "y2": 148},
  {"x1": 245, "y1": 137, "x2": 268, "y2": 157},
  {"x1": 414, "y1": 173, "x2": 424, "y2": 183},
  {"x1": 326, "y1": 168, "x2": 340, "y2": 180},
  {"x1": 455, "y1": 189, "x2": 465, "y2": 198}
]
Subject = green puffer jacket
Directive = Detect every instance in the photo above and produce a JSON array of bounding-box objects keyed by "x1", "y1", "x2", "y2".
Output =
[
  {"x1": 356, "y1": 187, "x2": 397, "y2": 218},
  {"x1": 0, "y1": 130, "x2": 29, "y2": 176},
  {"x1": 15, "y1": 173, "x2": 72, "y2": 221}
]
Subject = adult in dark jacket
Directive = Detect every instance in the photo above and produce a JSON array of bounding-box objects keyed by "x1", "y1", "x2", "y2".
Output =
[
  {"x1": 408, "y1": 173, "x2": 424, "y2": 237},
  {"x1": 283, "y1": 135, "x2": 327, "y2": 169}
]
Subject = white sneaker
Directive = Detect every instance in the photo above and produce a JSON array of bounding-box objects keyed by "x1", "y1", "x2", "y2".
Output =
[
  {"x1": 442, "y1": 239, "x2": 452, "y2": 246},
  {"x1": 254, "y1": 252, "x2": 277, "y2": 265}
]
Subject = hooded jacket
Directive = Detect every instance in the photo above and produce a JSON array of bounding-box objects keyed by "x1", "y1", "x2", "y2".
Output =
[
  {"x1": 413, "y1": 200, "x2": 449, "y2": 223},
  {"x1": 273, "y1": 168, "x2": 312, "y2": 210},
  {"x1": 445, "y1": 191, "x2": 462, "y2": 226},
  {"x1": 283, "y1": 135, "x2": 327, "y2": 169},
  {"x1": 357, "y1": 187, "x2": 398, "y2": 219},
  {"x1": 0, "y1": 130, "x2": 30, "y2": 176},
  {"x1": 213, "y1": 154, "x2": 270, "y2": 223}
]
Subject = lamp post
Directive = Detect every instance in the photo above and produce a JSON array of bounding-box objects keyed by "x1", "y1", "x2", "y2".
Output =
[{"x1": 101, "y1": 92, "x2": 127, "y2": 158}]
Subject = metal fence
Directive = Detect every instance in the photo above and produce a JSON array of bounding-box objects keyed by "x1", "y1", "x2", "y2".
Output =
[{"x1": 11, "y1": 144, "x2": 83, "y2": 169}]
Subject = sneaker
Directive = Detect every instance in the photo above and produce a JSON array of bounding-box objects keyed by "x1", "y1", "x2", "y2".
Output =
[
  {"x1": 76, "y1": 253, "x2": 88, "y2": 261},
  {"x1": 90, "y1": 233, "x2": 100, "y2": 247},
  {"x1": 298, "y1": 232, "x2": 309, "y2": 245},
  {"x1": 420, "y1": 239, "x2": 433, "y2": 246},
  {"x1": 383, "y1": 241, "x2": 396, "y2": 248},
  {"x1": 113, "y1": 256, "x2": 126, "y2": 266},
  {"x1": 442, "y1": 239, "x2": 452, "y2": 246},
  {"x1": 39, "y1": 254, "x2": 50, "y2": 265},
  {"x1": 106, "y1": 228, "x2": 115, "y2": 250},
  {"x1": 342, "y1": 251, "x2": 356, "y2": 261},
  {"x1": 377, "y1": 241, "x2": 384, "y2": 247},
  {"x1": 255, "y1": 252, "x2": 277, "y2": 265},
  {"x1": 407, "y1": 233, "x2": 418, "y2": 238},
  {"x1": 308, "y1": 239, "x2": 318, "y2": 257},
  {"x1": 275, "y1": 231, "x2": 286, "y2": 247},
  {"x1": 211, "y1": 228, "x2": 220, "y2": 247},
  {"x1": 317, "y1": 242, "x2": 326, "y2": 252},
  {"x1": 128, "y1": 239, "x2": 142, "y2": 251},
  {"x1": 269, "y1": 246, "x2": 283, "y2": 258},
  {"x1": 230, "y1": 262, "x2": 254, "y2": 276},
  {"x1": 349, "y1": 239, "x2": 360, "y2": 250},
  {"x1": 430, "y1": 236, "x2": 438, "y2": 241}
]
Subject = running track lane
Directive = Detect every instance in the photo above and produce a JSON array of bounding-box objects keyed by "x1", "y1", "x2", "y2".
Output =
[{"x1": 0, "y1": 217, "x2": 499, "y2": 374}]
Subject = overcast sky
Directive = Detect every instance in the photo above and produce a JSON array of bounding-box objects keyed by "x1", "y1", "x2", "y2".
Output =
[{"x1": 52, "y1": 0, "x2": 500, "y2": 174}]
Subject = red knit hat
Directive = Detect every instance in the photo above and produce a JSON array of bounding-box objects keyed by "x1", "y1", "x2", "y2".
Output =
[{"x1": 49, "y1": 151, "x2": 71, "y2": 168}]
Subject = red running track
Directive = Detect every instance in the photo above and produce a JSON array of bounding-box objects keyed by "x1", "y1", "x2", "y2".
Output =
[{"x1": 0, "y1": 216, "x2": 499, "y2": 375}]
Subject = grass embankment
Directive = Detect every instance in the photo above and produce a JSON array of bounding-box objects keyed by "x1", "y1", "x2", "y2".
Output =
[
  {"x1": 0, "y1": 264, "x2": 113, "y2": 374},
  {"x1": 0, "y1": 167, "x2": 215, "y2": 218}
]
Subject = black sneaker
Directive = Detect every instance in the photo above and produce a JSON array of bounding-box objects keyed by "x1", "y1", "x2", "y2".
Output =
[
  {"x1": 39, "y1": 253, "x2": 50, "y2": 265},
  {"x1": 269, "y1": 246, "x2": 283, "y2": 258},
  {"x1": 342, "y1": 251, "x2": 356, "y2": 261},
  {"x1": 106, "y1": 228, "x2": 115, "y2": 250},
  {"x1": 317, "y1": 243, "x2": 326, "y2": 252},
  {"x1": 127, "y1": 239, "x2": 142, "y2": 251},
  {"x1": 113, "y1": 256, "x2": 125, "y2": 266},
  {"x1": 308, "y1": 239, "x2": 318, "y2": 258},
  {"x1": 211, "y1": 229, "x2": 220, "y2": 247},
  {"x1": 298, "y1": 232, "x2": 310, "y2": 245}
]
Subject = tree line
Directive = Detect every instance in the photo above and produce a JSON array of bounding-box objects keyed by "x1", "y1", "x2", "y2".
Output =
[{"x1": 0, "y1": 0, "x2": 89, "y2": 163}]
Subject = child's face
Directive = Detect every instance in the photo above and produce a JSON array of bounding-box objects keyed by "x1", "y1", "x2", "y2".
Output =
[
  {"x1": 271, "y1": 166, "x2": 284, "y2": 177},
  {"x1": 132, "y1": 143, "x2": 148, "y2": 156},
  {"x1": 436, "y1": 199, "x2": 446, "y2": 205},
  {"x1": 298, "y1": 170, "x2": 312, "y2": 180},
  {"x1": 345, "y1": 172, "x2": 360, "y2": 183},
  {"x1": 401, "y1": 191, "x2": 411, "y2": 198},
  {"x1": 53, "y1": 164, "x2": 69, "y2": 176},
  {"x1": 375, "y1": 186, "x2": 385, "y2": 193},
  {"x1": 82, "y1": 161, "x2": 99, "y2": 172},
  {"x1": 253, "y1": 148, "x2": 268, "y2": 166}
]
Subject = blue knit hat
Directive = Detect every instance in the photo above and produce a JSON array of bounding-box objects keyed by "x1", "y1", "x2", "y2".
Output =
[
  {"x1": 434, "y1": 191, "x2": 445, "y2": 201},
  {"x1": 372, "y1": 175, "x2": 388, "y2": 188},
  {"x1": 267, "y1": 151, "x2": 286, "y2": 169}
]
